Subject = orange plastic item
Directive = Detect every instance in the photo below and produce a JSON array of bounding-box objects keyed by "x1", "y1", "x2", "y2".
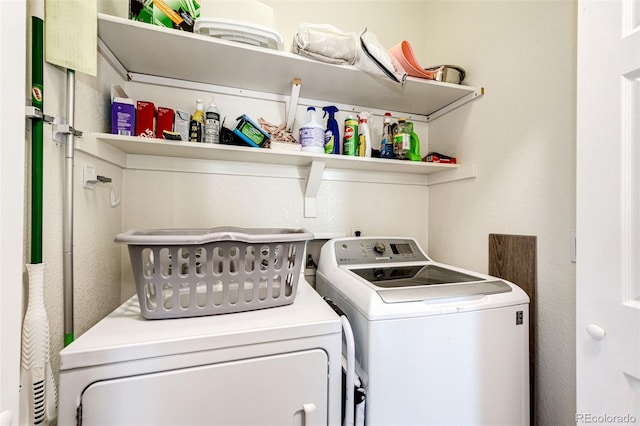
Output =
[{"x1": 388, "y1": 40, "x2": 443, "y2": 80}]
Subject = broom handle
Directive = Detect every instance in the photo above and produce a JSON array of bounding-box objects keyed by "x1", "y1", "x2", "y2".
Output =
[{"x1": 31, "y1": 14, "x2": 43, "y2": 265}]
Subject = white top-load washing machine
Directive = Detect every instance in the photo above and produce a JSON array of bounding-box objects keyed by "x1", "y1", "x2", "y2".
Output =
[
  {"x1": 58, "y1": 279, "x2": 342, "y2": 426},
  {"x1": 316, "y1": 237, "x2": 530, "y2": 426}
]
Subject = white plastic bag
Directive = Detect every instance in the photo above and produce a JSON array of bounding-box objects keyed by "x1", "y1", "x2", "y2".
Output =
[
  {"x1": 293, "y1": 23, "x2": 358, "y2": 65},
  {"x1": 355, "y1": 28, "x2": 407, "y2": 85}
]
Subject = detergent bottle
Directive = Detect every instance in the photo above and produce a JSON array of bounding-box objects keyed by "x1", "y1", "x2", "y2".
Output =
[
  {"x1": 357, "y1": 111, "x2": 372, "y2": 158},
  {"x1": 322, "y1": 105, "x2": 340, "y2": 154},
  {"x1": 299, "y1": 106, "x2": 325, "y2": 153},
  {"x1": 204, "y1": 97, "x2": 221, "y2": 144},
  {"x1": 379, "y1": 112, "x2": 394, "y2": 158},
  {"x1": 393, "y1": 118, "x2": 411, "y2": 159}
]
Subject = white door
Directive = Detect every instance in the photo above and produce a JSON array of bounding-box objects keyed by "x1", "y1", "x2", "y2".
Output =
[
  {"x1": 576, "y1": 0, "x2": 640, "y2": 422},
  {"x1": 0, "y1": 2, "x2": 27, "y2": 425}
]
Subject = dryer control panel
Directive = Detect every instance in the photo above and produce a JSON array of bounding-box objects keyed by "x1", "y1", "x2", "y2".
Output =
[{"x1": 333, "y1": 238, "x2": 429, "y2": 265}]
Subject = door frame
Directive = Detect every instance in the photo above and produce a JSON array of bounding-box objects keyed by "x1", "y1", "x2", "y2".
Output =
[{"x1": 0, "y1": 1, "x2": 27, "y2": 424}]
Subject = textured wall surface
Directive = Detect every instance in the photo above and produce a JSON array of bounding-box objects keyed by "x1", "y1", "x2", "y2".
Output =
[
  {"x1": 425, "y1": 2, "x2": 577, "y2": 425},
  {"x1": 120, "y1": 170, "x2": 429, "y2": 299}
]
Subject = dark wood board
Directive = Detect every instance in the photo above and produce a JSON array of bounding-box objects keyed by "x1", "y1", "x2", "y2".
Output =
[{"x1": 489, "y1": 234, "x2": 537, "y2": 426}]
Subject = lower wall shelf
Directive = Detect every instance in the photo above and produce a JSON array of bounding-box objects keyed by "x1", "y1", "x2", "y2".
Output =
[
  {"x1": 82, "y1": 133, "x2": 476, "y2": 217},
  {"x1": 91, "y1": 133, "x2": 459, "y2": 175}
]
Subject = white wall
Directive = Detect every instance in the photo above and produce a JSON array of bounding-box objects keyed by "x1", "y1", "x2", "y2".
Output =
[{"x1": 424, "y1": 2, "x2": 577, "y2": 425}]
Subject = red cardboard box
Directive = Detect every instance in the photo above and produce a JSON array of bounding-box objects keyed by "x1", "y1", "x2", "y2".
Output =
[
  {"x1": 156, "y1": 107, "x2": 175, "y2": 139},
  {"x1": 423, "y1": 152, "x2": 457, "y2": 164},
  {"x1": 136, "y1": 101, "x2": 156, "y2": 137}
]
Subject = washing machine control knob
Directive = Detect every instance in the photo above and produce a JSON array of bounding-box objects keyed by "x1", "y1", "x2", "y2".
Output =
[{"x1": 373, "y1": 242, "x2": 386, "y2": 254}]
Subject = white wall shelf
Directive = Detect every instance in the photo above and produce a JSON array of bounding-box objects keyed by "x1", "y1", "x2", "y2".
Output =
[
  {"x1": 95, "y1": 15, "x2": 481, "y2": 217},
  {"x1": 97, "y1": 14, "x2": 483, "y2": 121},
  {"x1": 88, "y1": 134, "x2": 474, "y2": 217},
  {"x1": 93, "y1": 133, "x2": 457, "y2": 175}
]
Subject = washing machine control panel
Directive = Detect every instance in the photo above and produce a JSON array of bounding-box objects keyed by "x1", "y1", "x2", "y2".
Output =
[{"x1": 334, "y1": 238, "x2": 429, "y2": 265}]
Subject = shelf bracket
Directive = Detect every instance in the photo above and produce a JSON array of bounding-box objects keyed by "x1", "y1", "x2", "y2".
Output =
[
  {"x1": 426, "y1": 87, "x2": 485, "y2": 122},
  {"x1": 426, "y1": 164, "x2": 477, "y2": 186},
  {"x1": 286, "y1": 78, "x2": 301, "y2": 132},
  {"x1": 304, "y1": 159, "x2": 325, "y2": 218}
]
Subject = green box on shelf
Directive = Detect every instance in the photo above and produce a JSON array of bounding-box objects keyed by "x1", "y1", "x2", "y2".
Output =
[{"x1": 130, "y1": 0, "x2": 200, "y2": 32}]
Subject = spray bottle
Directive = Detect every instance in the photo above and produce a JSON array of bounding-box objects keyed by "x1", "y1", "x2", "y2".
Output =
[
  {"x1": 322, "y1": 105, "x2": 340, "y2": 154},
  {"x1": 357, "y1": 111, "x2": 372, "y2": 158},
  {"x1": 204, "y1": 97, "x2": 221, "y2": 144},
  {"x1": 300, "y1": 106, "x2": 325, "y2": 153},
  {"x1": 189, "y1": 98, "x2": 205, "y2": 142},
  {"x1": 379, "y1": 112, "x2": 394, "y2": 158}
]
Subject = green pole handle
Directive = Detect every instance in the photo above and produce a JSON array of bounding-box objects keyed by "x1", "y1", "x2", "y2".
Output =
[{"x1": 31, "y1": 15, "x2": 44, "y2": 264}]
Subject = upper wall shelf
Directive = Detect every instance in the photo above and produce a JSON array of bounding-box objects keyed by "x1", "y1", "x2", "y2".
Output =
[{"x1": 97, "y1": 14, "x2": 483, "y2": 121}]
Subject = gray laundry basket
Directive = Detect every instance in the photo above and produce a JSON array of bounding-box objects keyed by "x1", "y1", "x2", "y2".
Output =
[{"x1": 115, "y1": 227, "x2": 313, "y2": 319}]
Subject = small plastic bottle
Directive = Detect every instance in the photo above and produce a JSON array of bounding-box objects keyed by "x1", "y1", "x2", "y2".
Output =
[
  {"x1": 357, "y1": 111, "x2": 372, "y2": 158},
  {"x1": 379, "y1": 112, "x2": 394, "y2": 158},
  {"x1": 204, "y1": 97, "x2": 221, "y2": 144},
  {"x1": 393, "y1": 118, "x2": 411, "y2": 159},
  {"x1": 189, "y1": 99, "x2": 205, "y2": 142},
  {"x1": 299, "y1": 107, "x2": 325, "y2": 153}
]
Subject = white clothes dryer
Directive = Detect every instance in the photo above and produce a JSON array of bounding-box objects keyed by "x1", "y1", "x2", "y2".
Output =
[
  {"x1": 316, "y1": 237, "x2": 530, "y2": 426},
  {"x1": 58, "y1": 279, "x2": 342, "y2": 426}
]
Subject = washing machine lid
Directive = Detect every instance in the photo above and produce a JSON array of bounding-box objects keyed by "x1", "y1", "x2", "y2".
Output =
[{"x1": 347, "y1": 264, "x2": 511, "y2": 303}]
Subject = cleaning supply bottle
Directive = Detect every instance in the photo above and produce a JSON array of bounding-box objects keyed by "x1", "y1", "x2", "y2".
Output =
[
  {"x1": 407, "y1": 121, "x2": 422, "y2": 161},
  {"x1": 357, "y1": 111, "x2": 372, "y2": 157},
  {"x1": 322, "y1": 105, "x2": 340, "y2": 154},
  {"x1": 379, "y1": 112, "x2": 394, "y2": 158},
  {"x1": 189, "y1": 98, "x2": 205, "y2": 142},
  {"x1": 299, "y1": 106, "x2": 325, "y2": 153},
  {"x1": 343, "y1": 116, "x2": 358, "y2": 156},
  {"x1": 393, "y1": 117, "x2": 411, "y2": 159},
  {"x1": 204, "y1": 97, "x2": 221, "y2": 144}
]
